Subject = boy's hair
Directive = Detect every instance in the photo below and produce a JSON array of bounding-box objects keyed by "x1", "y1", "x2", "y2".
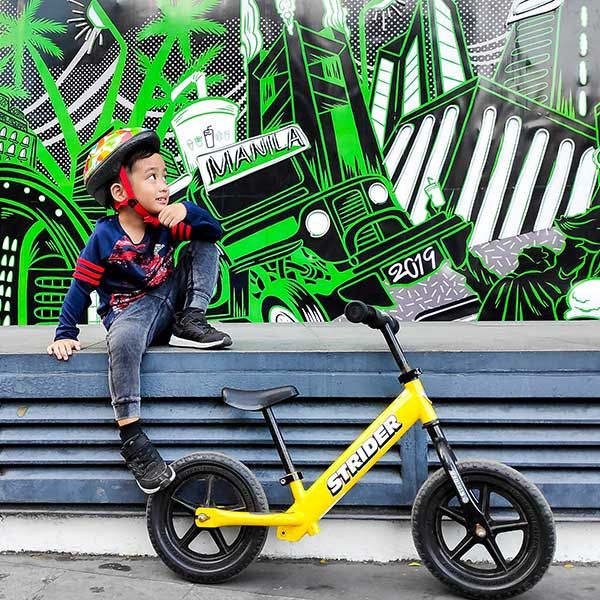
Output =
[{"x1": 106, "y1": 143, "x2": 158, "y2": 205}]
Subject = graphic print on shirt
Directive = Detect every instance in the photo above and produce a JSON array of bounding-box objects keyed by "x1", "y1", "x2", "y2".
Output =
[{"x1": 107, "y1": 236, "x2": 174, "y2": 314}]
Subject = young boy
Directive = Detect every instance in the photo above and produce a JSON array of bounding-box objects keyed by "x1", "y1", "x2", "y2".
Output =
[{"x1": 46, "y1": 127, "x2": 231, "y2": 494}]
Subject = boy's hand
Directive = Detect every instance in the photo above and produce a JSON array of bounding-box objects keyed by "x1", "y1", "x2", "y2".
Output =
[
  {"x1": 47, "y1": 339, "x2": 81, "y2": 361},
  {"x1": 158, "y1": 203, "x2": 187, "y2": 228}
]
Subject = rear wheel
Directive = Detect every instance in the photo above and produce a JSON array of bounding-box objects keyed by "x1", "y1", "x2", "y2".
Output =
[
  {"x1": 412, "y1": 460, "x2": 555, "y2": 599},
  {"x1": 147, "y1": 452, "x2": 268, "y2": 583}
]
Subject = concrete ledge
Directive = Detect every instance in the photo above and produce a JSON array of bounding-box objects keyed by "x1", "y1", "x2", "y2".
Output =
[{"x1": 2, "y1": 321, "x2": 600, "y2": 398}]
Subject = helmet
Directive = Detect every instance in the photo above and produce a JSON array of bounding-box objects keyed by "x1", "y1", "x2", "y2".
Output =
[{"x1": 84, "y1": 127, "x2": 161, "y2": 208}]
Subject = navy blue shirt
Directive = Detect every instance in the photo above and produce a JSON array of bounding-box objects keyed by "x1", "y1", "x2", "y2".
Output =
[{"x1": 54, "y1": 201, "x2": 222, "y2": 341}]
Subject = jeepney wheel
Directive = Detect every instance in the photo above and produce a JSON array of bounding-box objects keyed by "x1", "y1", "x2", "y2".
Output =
[{"x1": 260, "y1": 280, "x2": 325, "y2": 323}]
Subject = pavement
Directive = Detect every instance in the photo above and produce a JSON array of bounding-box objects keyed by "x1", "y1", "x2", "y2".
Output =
[{"x1": 0, "y1": 553, "x2": 598, "y2": 600}]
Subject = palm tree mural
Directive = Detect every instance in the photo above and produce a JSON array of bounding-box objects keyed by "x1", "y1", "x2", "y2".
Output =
[
  {"x1": 0, "y1": 54, "x2": 29, "y2": 100},
  {"x1": 0, "y1": 0, "x2": 79, "y2": 184},
  {"x1": 128, "y1": 0, "x2": 226, "y2": 126}
]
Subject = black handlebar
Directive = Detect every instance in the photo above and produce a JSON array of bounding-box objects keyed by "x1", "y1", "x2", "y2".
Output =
[{"x1": 344, "y1": 301, "x2": 400, "y2": 334}]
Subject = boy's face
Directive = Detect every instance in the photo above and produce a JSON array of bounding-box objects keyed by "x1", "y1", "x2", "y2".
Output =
[{"x1": 120, "y1": 152, "x2": 169, "y2": 215}]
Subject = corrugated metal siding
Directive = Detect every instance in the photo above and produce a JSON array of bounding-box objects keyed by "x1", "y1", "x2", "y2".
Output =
[
  {"x1": 0, "y1": 397, "x2": 420, "y2": 506},
  {"x1": 4, "y1": 394, "x2": 598, "y2": 510},
  {"x1": 428, "y1": 398, "x2": 600, "y2": 509},
  {"x1": 3, "y1": 323, "x2": 600, "y2": 512}
]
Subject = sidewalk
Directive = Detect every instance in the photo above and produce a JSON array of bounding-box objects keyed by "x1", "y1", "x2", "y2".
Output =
[{"x1": 0, "y1": 553, "x2": 598, "y2": 600}]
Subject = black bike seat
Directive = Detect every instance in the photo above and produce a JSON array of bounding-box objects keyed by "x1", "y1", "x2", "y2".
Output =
[{"x1": 221, "y1": 386, "x2": 298, "y2": 411}]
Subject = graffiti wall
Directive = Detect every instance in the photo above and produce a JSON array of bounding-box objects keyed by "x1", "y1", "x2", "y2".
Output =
[{"x1": 1, "y1": 0, "x2": 599, "y2": 325}]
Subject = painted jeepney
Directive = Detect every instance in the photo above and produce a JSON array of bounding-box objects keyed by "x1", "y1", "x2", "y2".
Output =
[{"x1": 181, "y1": 125, "x2": 472, "y2": 322}]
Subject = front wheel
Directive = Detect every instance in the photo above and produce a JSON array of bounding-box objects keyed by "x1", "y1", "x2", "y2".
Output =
[
  {"x1": 412, "y1": 460, "x2": 555, "y2": 599},
  {"x1": 147, "y1": 452, "x2": 269, "y2": 583}
]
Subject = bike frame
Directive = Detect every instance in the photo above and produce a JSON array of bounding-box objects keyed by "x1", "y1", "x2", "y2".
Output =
[{"x1": 195, "y1": 323, "x2": 488, "y2": 543}]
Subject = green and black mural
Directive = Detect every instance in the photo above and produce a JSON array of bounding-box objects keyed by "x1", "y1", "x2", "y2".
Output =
[{"x1": 1, "y1": 0, "x2": 600, "y2": 324}]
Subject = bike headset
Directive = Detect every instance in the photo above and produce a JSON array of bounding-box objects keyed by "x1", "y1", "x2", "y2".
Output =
[{"x1": 83, "y1": 127, "x2": 162, "y2": 227}]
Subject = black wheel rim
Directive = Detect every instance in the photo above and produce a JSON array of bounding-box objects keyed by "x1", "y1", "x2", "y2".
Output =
[
  {"x1": 164, "y1": 470, "x2": 252, "y2": 564},
  {"x1": 434, "y1": 475, "x2": 536, "y2": 581}
]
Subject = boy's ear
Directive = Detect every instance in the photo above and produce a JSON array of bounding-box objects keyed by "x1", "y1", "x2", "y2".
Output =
[{"x1": 110, "y1": 181, "x2": 127, "y2": 203}]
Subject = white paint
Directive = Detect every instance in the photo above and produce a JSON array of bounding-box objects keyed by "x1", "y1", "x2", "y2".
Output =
[
  {"x1": 434, "y1": 0, "x2": 466, "y2": 92},
  {"x1": 534, "y1": 139, "x2": 575, "y2": 231},
  {"x1": 456, "y1": 107, "x2": 497, "y2": 221},
  {"x1": 371, "y1": 58, "x2": 394, "y2": 146},
  {"x1": 368, "y1": 182, "x2": 389, "y2": 205},
  {"x1": 384, "y1": 123, "x2": 414, "y2": 179},
  {"x1": 565, "y1": 279, "x2": 600, "y2": 319},
  {"x1": 580, "y1": 32, "x2": 588, "y2": 57},
  {"x1": 578, "y1": 90, "x2": 588, "y2": 117},
  {"x1": 507, "y1": 0, "x2": 565, "y2": 25},
  {"x1": 565, "y1": 147, "x2": 596, "y2": 216},
  {"x1": 581, "y1": 5, "x2": 588, "y2": 28},
  {"x1": 579, "y1": 61, "x2": 588, "y2": 86},
  {"x1": 306, "y1": 210, "x2": 331, "y2": 238},
  {"x1": 393, "y1": 115, "x2": 435, "y2": 209},
  {"x1": 411, "y1": 105, "x2": 460, "y2": 224},
  {"x1": 471, "y1": 116, "x2": 522, "y2": 246},
  {"x1": 403, "y1": 39, "x2": 421, "y2": 115},
  {"x1": 1, "y1": 514, "x2": 599, "y2": 562},
  {"x1": 500, "y1": 128, "x2": 549, "y2": 239}
]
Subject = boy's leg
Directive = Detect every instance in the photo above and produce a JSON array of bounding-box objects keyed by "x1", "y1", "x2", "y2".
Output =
[
  {"x1": 107, "y1": 293, "x2": 176, "y2": 493},
  {"x1": 168, "y1": 240, "x2": 232, "y2": 349}
]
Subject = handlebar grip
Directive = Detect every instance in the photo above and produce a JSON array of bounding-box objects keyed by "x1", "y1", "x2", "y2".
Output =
[{"x1": 344, "y1": 301, "x2": 399, "y2": 334}]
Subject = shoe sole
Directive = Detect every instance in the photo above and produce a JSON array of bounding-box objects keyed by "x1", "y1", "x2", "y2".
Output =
[
  {"x1": 137, "y1": 464, "x2": 176, "y2": 495},
  {"x1": 168, "y1": 334, "x2": 232, "y2": 349}
]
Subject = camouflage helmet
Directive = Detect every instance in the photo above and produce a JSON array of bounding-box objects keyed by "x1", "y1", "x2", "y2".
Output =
[{"x1": 83, "y1": 128, "x2": 161, "y2": 207}]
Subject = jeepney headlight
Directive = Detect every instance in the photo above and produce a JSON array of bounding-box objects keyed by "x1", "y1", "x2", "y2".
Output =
[
  {"x1": 306, "y1": 210, "x2": 330, "y2": 238},
  {"x1": 368, "y1": 182, "x2": 388, "y2": 204}
]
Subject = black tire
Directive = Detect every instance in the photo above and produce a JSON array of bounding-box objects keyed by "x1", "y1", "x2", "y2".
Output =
[
  {"x1": 147, "y1": 452, "x2": 269, "y2": 583},
  {"x1": 412, "y1": 460, "x2": 555, "y2": 599}
]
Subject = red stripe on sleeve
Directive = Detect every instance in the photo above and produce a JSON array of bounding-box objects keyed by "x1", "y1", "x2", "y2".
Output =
[
  {"x1": 75, "y1": 266, "x2": 102, "y2": 281},
  {"x1": 170, "y1": 225, "x2": 179, "y2": 241},
  {"x1": 73, "y1": 272, "x2": 101, "y2": 287},
  {"x1": 77, "y1": 257, "x2": 105, "y2": 273},
  {"x1": 185, "y1": 224, "x2": 191, "y2": 240}
]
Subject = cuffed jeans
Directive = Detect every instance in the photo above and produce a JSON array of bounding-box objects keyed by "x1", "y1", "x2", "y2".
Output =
[{"x1": 106, "y1": 240, "x2": 219, "y2": 421}]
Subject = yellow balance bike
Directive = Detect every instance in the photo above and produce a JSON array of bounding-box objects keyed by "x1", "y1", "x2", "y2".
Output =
[{"x1": 147, "y1": 301, "x2": 555, "y2": 599}]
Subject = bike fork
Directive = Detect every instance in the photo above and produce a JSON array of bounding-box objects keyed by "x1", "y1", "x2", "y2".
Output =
[{"x1": 425, "y1": 421, "x2": 491, "y2": 540}]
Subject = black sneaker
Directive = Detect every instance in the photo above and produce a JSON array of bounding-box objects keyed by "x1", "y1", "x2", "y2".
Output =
[
  {"x1": 170, "y1": 307, "x2": 232, "y2": 349},
  {"x1": 120, "y1": 432, "x2": 175, "y2": 494}
]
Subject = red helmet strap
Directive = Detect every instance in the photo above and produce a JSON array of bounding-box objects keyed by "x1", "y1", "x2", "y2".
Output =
[{"x1": 114, "y1": 166, "x2": 161, "y2": 227}]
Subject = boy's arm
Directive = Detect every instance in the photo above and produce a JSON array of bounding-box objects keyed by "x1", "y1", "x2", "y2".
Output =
[
  {"x1": 169, "y1": 201, "x2": 223, "y2": 243},
  {"x1": 54, "y1": 277, "x2": 97, "y2": 341},
  {"x1": 53, "y1": 236, "x2": 106, "y2": 342}
]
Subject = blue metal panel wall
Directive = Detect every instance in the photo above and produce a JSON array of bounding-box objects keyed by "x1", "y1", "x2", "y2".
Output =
[
  {"x1": 0, "y1": 396, "x2": 421, "y2": 506},
  {"x1": 1, "y1": 335, "x2": 599, "y2": 510},
  {"x1": 427, "y1": 398, "x2": 600, "y2": 509}
]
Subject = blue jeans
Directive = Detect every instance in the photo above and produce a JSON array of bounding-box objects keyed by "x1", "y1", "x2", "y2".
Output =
[{"x1": 106, "y1": 240, "x2": 219, "y2": 421}]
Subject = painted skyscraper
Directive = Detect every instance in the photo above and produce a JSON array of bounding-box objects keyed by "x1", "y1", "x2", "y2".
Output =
[
  {"x1": 246, "y1": 23, "x2": 385, "y2": 187},
  {"x1": 370, "y1": 0, "x2": 472, "y2": 147},
  {"x1": 496, "y1": 0, "x2": 599, "y2": 123},
  {"x1": 371, "y1": 0, "x2": 598, "y2": 244}
]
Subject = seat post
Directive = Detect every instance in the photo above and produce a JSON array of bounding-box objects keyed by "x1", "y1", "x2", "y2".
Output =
[{"x1": 262, "y1": 407, "x2": 303, "y2": 485}]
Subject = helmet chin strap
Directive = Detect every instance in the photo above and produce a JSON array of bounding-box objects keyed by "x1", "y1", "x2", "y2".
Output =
[{"x1": 114, "y1": 166, "x2": 161, "y2": 227}]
